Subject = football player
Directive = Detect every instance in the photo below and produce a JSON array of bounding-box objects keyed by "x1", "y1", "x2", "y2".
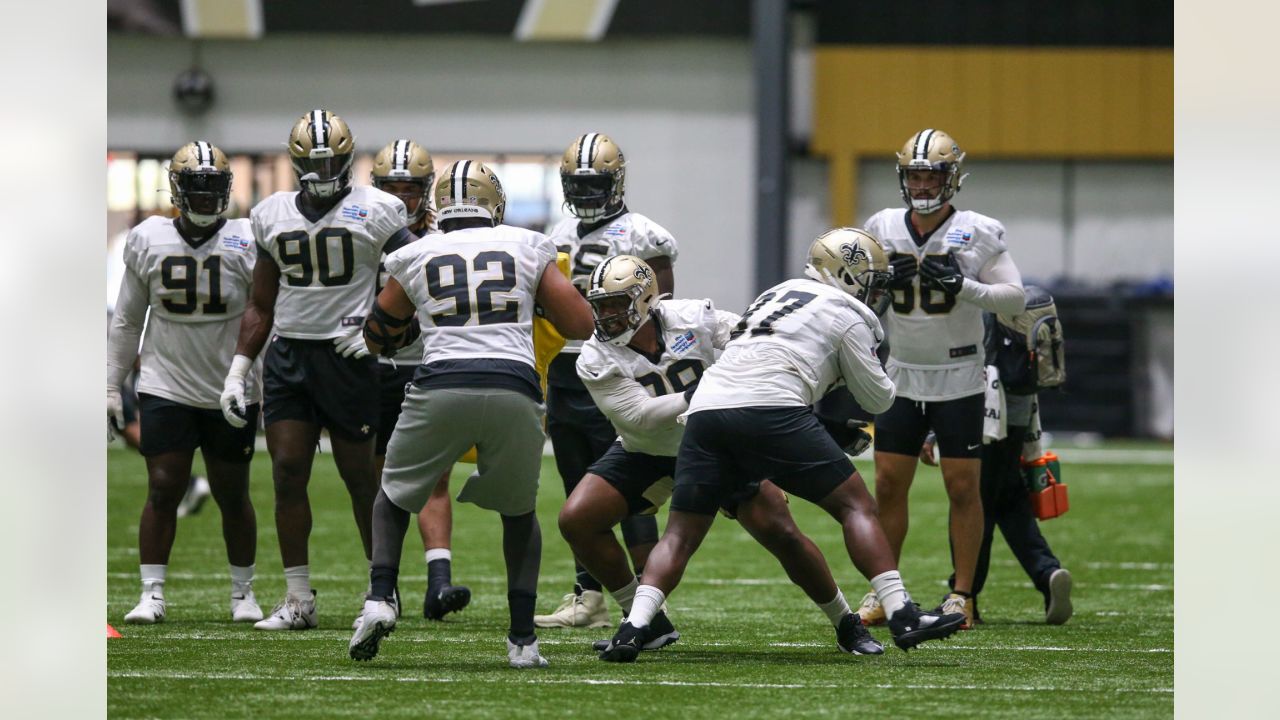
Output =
[
  {"x1": 368, "y1": 139, "x2": 472, "y2": 622},
  {"x1": 219, "y1": 110, "x2": 416, "y2": 631},
  {"x1": 108, "y1": 141, "x2": 262, "y2": 625},
  {"x1": 348, "y1": 161, "x2": 592, "y2": 668},
  {"x1": 564, "y1": 255, "x2": 884, "y2": 656},
  {"x1": 598, "y1": 229, "x2": 966, "y2": 662},
  {"x1": 856, "y1": 130, "x2": 1026, "y2": 629},
  {"x1": 537, "y1": 133, "x2": 678, "y2": 629}
]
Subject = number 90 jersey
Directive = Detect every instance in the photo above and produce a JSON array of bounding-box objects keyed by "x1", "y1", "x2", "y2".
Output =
[
  {"x1": 384, "y1": 225, "x2": 559, "y2": 368},
  {"x1": 121, "y1": 216, "x2": 258, "y2": 408},
  {"x1": 687, "y1": 278, "x2": 895, "y2": 416},
  {"x1": 577, "y1": 299, "x2": 739, "y2": 456},
  {"x1": 252, "y1": 186, "x2": 408, "y2": 340}
]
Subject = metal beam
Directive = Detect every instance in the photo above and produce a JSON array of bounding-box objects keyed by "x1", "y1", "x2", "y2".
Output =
[{"x1": 752, "y1": 0, "x2": 789, "y2": 294}]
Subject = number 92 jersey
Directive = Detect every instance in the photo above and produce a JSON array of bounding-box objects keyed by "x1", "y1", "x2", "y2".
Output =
[
  {"x1": 384, "y1": 225, "x2": 559, "y2": 369},
  {"x1": 252, "y1": 186, "x2": 408, "y2": 340},
  {"x1": 122, "y1": 216, "x2": 258, "y2": 408},
  {"x1": 576, "y1": 298, "x2": 739, "y2": 456}
]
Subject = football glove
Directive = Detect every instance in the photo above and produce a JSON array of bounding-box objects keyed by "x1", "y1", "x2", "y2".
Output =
[
  {"x1": 219, "y1": 354, "x2": 253, "y2": 428},
  {"x1": 107, "y1": 385, "x2": 125, "y2": 441},
  {"x1": 333, "y1": 325, "x2": 370, "y2": 359},
  {"x1": 919, "y1": 253, "x2": 965, "y2": 296},
  {"x1": 841, "y1": 420, "x2": 873, "y2": 456},
  {"x1": 887, "y1": 253, "x2": 918, "y2": 289}
]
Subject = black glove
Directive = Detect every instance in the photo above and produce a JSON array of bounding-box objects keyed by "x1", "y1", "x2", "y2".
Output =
[
  {"x1": 683, "y1": 378, "x2": 701, "y2": 403},
  {"x1": 919, "y1": 253, "x2": 965, "y2": 296},
  {"x1": 841, "y1": 420, "x2": 872, "y2": 456},
  {"x1": 887, "y1": 253, "x2": 918, "y2": 289}
]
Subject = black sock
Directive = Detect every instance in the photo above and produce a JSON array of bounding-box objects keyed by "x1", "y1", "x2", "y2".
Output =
[
  {"x1": 370, "y1": 565, "x2": 399, "y2": 601},
  {"x1": 575, "y1": 564, "x2": 603, "y2": 594},
  {"x1": 427, "y1": 558, "x2": 452, "y2": 590},
  {"x1": 508, "y1": 589, "x2": 537, "y2": 640}
]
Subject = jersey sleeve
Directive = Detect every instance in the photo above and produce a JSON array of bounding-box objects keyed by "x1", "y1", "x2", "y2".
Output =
[
  {"x1": 527, "y1": 233, "x2": 559, "y2": 294},
  {"x1": 703, "y1": 300, "x2": 742, "y2": 350},
  {"x1": 836, "y1": 317, "x2": 896, "y2": 415},
  {"x1": 578, "y1": 351, "x2": 689, "y2": 435},
  {"x1": 371, "y1": 196, "x2": 411, "y2": 251},
  {"x1": 631, "y1": 215, "x2": 679, "y2": 262},
  {"x1": 108, "y1": 229, "x2": 150, "y2": 388},
  {"x1": 250, "y1": 202, "x2": 272, "y2": 253},
  {"x1": 959, "y1": 250, "x2": 1025, "y2": 315},
  {"x1": 382, "y1": 246, "x2": 413, "y2": 289}
]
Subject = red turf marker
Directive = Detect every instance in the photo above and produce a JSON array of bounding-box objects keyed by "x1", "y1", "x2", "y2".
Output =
[{"x1": 107, "y1": 624, "x2": 122, "y2": 638}]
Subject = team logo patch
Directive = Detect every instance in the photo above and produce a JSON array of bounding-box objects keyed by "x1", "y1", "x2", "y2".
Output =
[
  {"x1": 944, "y1": 228, "x2": 973, "y2": 247},
  {"x1": 840, "y1": 242, "x2": 869, "y2": 266},
  {"x1": 671, "y1": 330, "x2": 697, "y2": 354},
  {"x1": 221, "y1": 235, "x2": 251, "y2": 251},
  {"x1": 340, "y1": 204, "x2": 369, "y2": 222}
]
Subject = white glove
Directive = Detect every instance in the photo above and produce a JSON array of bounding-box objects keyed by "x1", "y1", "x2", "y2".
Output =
[
  {"x1": 107, "y1": 385, "x2": 125, "y2": 441},
  {"x1": 333, "y1": 326, "x2": 370, "y2": 359},
  {"x1": 220, "y1": 354, "x2": 253, "y2": 428}
]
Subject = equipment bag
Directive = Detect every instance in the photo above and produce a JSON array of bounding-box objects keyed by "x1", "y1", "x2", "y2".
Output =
[{"x1": 988, "y1": 285, "x2": 1066, "y2": 395}]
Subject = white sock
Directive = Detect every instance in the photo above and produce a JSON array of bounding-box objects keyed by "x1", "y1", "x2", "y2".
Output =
[
  {"x1": 284, "y1": 565, "x2": 311, "y2": 597},
  {"x1": 610, "y1": 578, "x2": 640, "y2": 614},
  {"x1": 628, "y1": 585, "x2": 665, "y2": 629},
  {"x1": 230, "y1": 564, "x2": 254, "y2": 593},
  {"x1": 140, "y1": 564, "x2": 167, "y2": 596},
  {"x1": 425, "y1": 548, "x2": 452, "y2": 565},
  {"x1": 870, "y1": 570, "x2": 908, "y2": 618},
  {"x1": 817, "y1": 589, "x2": 852, "y2": 628}
]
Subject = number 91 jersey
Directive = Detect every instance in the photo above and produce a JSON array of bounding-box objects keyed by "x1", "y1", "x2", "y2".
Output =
[
  {"x1": 252, "y1": 186, "x2": 408, "y2": 340},
  {"x1": 384, "y1": 225, "x2": 559, "y2": 369},
  {"x1": 123, "y1": 216, "x2": 258, "y2": 408}
]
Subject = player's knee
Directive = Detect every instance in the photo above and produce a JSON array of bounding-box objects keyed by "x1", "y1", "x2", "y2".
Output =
[
  {"x1": 146, "y1": 469, "x2": 187, "y2": 510},
  {"x1": 943, "y1": 473, "x2": 981, "y2": 504}
]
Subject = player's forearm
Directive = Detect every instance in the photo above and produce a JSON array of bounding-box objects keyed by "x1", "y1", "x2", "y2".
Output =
[
  {"x1": 588, "y1": 379, "x2": 687, "y2": 433},
  {"x1": 106, "y1": 321, "x2": 141, "y2": 389},
  {"x1": 234, "y1": 303, "x2": 273, "y2": 359},
  {"x1": 958, "y1": 279, "x2": 1025, "y2": 315}
]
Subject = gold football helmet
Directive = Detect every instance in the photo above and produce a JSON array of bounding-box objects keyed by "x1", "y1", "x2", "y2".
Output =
[
  {"x1": 804, "y1": 228, "x2": 892, "y2": 305},
  {"x1": 896, "y1": 129, "x2": 968, "y2": 214},
  {"x1": 168, "y1": 140, "x2": 232, "y2": 226},
  {"x1": 560, "y1": 133, "x2": 626, "y2": 220},
  {"x1": 586, "y1": 254, "x2": 659, "y2": 346},
  {"x1": 287, "y1": 109, "x2": 355, "y2": 199},
  {"x1": 372, "y1": 139, "x2": 435, "y2": 226},
  {"x1": 434, "y1": 160, "x2": 505, "y2": 225}
]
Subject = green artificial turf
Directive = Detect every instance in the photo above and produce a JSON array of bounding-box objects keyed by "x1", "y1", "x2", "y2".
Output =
[{"x1": 107, "y1": 446, "x2": 1172, "y2": 718}]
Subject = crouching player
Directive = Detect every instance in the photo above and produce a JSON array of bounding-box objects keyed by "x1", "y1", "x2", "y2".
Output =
[{"x1": 561, "y1": 255, "x2": 884, "y2": 656}]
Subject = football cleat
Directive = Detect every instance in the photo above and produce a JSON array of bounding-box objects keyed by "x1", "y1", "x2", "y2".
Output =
[
  {"x1": 353, "y1": 587, "x2": 400, "y2": 631},
  {"x1": 937, "y1": 592, "x2": 976, "y2": 630},
  {"x1": 598, "y1": 621, "x2": 645, "y2": 663},
  {"x1": 230, "y1": 588, "x2": 263, "y2": 623},
  {"x1": 424, "y1": 583, "x2": 472, "y2": 621},
  {"x1": 836, "y1": 613, "x2": 884, "y2": 655},
  {"x1": 534, "y1": 590, "x2": 610, "y2": 629},
  {"x1": 254, "y1": 591, "x2": 317, "y2": 631},
  {"x1": 349, "y1": 599, "x2": 397, "y2": 661},
  {"x1": 856, "y1": 591, "x2": 886, "y2": 626},
  {"x1": 175, "y1": 475, "x2": 211, "y2": 518},
  {"x1": 1044, "y1": 568, "x2": 1073, "y2": 625},
  {"x1": 123, "y1": 592, "x2": 166, "y2": 625},
  {"x1": 507, "y1": 635, "x2": 549, "y2": 669},
  {"x1": 886, "y1": 600, "x2": 965, "y2": 651},
  {"x1": 591, "y1": 610, "x2": 680, "y2": 653}
]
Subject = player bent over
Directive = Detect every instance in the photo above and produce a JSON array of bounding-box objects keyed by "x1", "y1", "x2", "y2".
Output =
[
  {"x1": 109, "y1": 142, "x2": 262, "y2": 624},
  {"x1": 348, "y1": 161, "x2": 593, "y2": 668},
  {"x1": 599, "y1": 229, "x2": 966, "y2": 662},
  {"x1": 561, "y1": 255, "x2": 883, "y2": 656}
]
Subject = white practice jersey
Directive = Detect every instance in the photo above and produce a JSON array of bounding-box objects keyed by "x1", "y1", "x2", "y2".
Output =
[
  {"x1": 687, "y1": 278, "x2": 895, "y2": 417},
  {"x1": 547, "y1": 210, "x2": 679, "y2": 355},
  {"x1": 109, "y1": 216, "x2": 259, "y2": 408},
  {"x1": 252, "y1": 185, "x2": 408, "y2": 340},
  {"x1": 864, "y1": 208, "x2": 1014, "y2": 401},
  {"x1": 577, "y1": 299, "x2": 739, "y2": 456},
  {"x1": 384, "y1": 224, "x2": 558, "y2": 368},
  {"x1": 375, "y1": 226, "x2": 434, "y2": 367}
]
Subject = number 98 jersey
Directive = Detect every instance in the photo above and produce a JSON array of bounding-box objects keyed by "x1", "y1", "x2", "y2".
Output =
[
  {"x1": 121, "y1": 216, "x2": 258, "y2": 408},
  {"x1": 384, "y1": 225, "x2": 559, "y2": 369},
  {"x1": 251, "y1": 186, "x2": 408, "y2": 340}
]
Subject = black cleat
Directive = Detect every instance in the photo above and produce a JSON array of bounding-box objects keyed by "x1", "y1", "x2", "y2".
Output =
[
  {"x1": 887, "y1": 601, "x2": 965, "y2": 651},
  {"x1": 836, "y1": 613, "x2": 884, "y2": 655},
  {"x1": 598, "y1": 621, "x2": 644, "y2": 663},
  {"x1": 424, "y1": 584, "x2": 472, "y2": 621},
  {"x1": 592, "y1": 611, "x2": 680, "y2": 653}
]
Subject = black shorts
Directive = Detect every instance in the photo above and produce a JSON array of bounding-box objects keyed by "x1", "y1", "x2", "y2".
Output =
[
  {"x1": 376, "y1": 362, "x2": 417, "y2": 456},
  {"x1": 670, "y1": 406, "x2": 854, "y2": 516},
  {"x1": 873, "y1": 392, "x2": 984, "y2": 459},
  {"x1": 262, "y1": 335, "x2": 379, "y2": 442},
  {"x1": 587, "y1": 441, "x2": 676, "y2": 515},
  {"x1": 138, "y1": 393, "x2": 259, "y2": 463}
]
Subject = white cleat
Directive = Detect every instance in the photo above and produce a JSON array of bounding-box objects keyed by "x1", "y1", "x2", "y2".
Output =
[
  {"x1": 857, "y1": 590, "x2": 886, "y2": 626},
  {"x1": 533, "y1": 590, "x2": 610, "y2": 628},
  {"x1": 176, "y1": 475, "x2": 211, "y2": 518},
  {"x1": 353, "y1": 588, "x2": 400, "y2": 630},
  {"x1": 1045, "y1": 568, "x2": 1074, "y2": 625},
  {"x1": 231, "y1": 588, "x2": 263, "y2": 623},
  {"x1": 253, "y1": 591, "x2": 317, "y2": 631},
  {"x1": 349, "y1": 599, "x2": 397, "y2": 661},
  {"x1": 507, "y1": 637, "x2": 549, "y2": 669},
  {"x1": 124, "y1": 591, "x2": 166, "y2": 625}
]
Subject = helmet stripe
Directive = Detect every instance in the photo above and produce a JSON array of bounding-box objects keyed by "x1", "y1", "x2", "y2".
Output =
[
  {"x1": 394, "y1": 139, "x2": 408, "y2": 171},
  {"x1": 195, "y1": 141, "x2": 211, "y2": 167},
  {"x1": 579, "y1": 133, "x2": 598, "y2": 169},
  {"x1": 312, "y1": 110, "x2": 327, "y2": 148},
  {"x1": 915, "y1": 129, "x2": 935, "y2": 160},
  {"x1": 453, "y1": 160, "x2": 471, "y2": 204},
  {"x1": 590, "y1": 255, "x2": 612, "y2": 290}
]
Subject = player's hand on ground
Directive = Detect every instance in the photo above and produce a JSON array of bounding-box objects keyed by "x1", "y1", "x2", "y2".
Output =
[
  {"x1": 107, "y1": 385, "x2": 125, "y2": 441},
  {"x1": 334, "y1": 326, "x2": 370, "y2": 359}
]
